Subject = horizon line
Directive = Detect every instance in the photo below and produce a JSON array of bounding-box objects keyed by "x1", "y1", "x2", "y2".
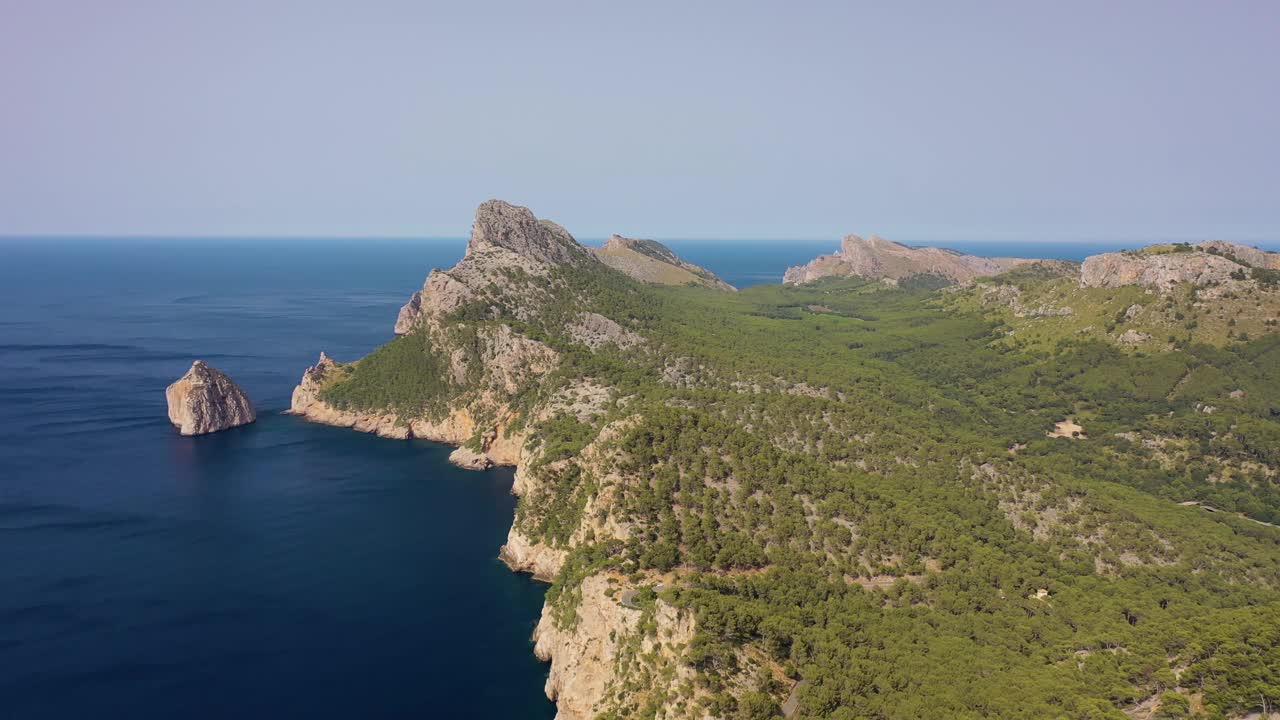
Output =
[{"x1": 2, "y1": 233, "x2": 1275, "y2": 245}]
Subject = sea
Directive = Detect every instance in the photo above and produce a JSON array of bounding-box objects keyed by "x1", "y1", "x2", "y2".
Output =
[{"x1": 0, "y1": 235, "x2": 1275, "y2": 718}]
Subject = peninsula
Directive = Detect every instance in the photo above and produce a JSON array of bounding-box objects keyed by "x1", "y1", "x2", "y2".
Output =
[{"x1": 291, "y1": 202, "x2": 1280, "y2": 720}]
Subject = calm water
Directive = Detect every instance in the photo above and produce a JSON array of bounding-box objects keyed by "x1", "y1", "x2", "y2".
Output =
[
  {"x1": 0, "y1": 239, "x2": 553, "y2": 719},
  {"x1": 2, "y1": 235, "x2": 1276, "y2": 717}
]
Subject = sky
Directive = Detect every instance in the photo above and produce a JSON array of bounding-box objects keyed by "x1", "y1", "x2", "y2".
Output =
[{"x1": 1, "y1": 1, "x2": 1277, "y2": 241}]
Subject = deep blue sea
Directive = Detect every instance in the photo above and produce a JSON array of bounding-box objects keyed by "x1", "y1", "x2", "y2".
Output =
[{"x1": 1, "y1": 235, "x2": 1277, "y2": 718}]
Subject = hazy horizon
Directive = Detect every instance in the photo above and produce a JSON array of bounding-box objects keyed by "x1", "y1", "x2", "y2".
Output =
[{"x1": 3, "y1": 1, "x2": 1278, "y2": 241}]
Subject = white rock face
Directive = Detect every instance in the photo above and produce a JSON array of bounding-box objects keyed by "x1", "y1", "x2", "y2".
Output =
[
  {"x1": 1197, "y1": 240, "x2": 1280, "y2": 270},
  {"x1": 1080, "y1": 250, "x2": 1244, "y2": 291},
  {"x1": 448, "y1": 446, "x2": 493, "y2": 470},
  {"x1": 394, "y1": 200, "x2": 592, "y2": 334},
  {"x1": 165, "y1": 360, "x2": 256, "y2": 435},
  {"x1": 532, "y1": 574, "x2": 698, "y2": 720}
]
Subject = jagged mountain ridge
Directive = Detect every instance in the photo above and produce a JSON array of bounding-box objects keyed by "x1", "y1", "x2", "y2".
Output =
[
  {"x1": 783, "y1": 233, "x2": 1040, "y2": 285},
  {"x1": 394, "y1": 201, "x2": 732, "y2": 335}
]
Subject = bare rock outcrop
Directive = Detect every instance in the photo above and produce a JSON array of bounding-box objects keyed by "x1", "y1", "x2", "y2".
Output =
[
  {"x1": 532, "y1": 574, "x2": 698, "y2": 720},
  {"x1": 448, "y1": 446, "x2": 493, "y2": 471},
  {"x1": 533, "y1": 574, "x2": 642, "y2": 720},
  {"x1": 1198, "y1": 240, "x2": 1280, "y2": 270},
  {"x1": 568, "y1": 312, "x2": 644, "y2": 350},
  {"x1": 395, "y1": 205, "x2": 737, "y2": 334},
  {"x1": 469, "y1": 200, "x2": 591, "y2": 267},
  {"x1": 974, "y1": 284, "x2": 1074, "y2": 317},
  {"x1": 1080, "y1": 249, "x2": 1245, "y2": 291},
  {"x1": 165, "y1": 360, "x2": 256, "y2": 435},
  {"x1": 498, "y1": 523, "x2": 566, "y2": 582},
  {"x1": 395, "y1": 200, "x2": 591, "y2": 334},
  {"x1": 784, "y1": 234, "x2": 1035, "y2": 285}
]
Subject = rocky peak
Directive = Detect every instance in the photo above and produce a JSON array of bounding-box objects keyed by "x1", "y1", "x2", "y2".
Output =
[
  {"x1": 602, "y1": 235, "x2": 679, "y2": 264},
  {"x1": 785, "y1": 234, "x2": 1034, "y2": 285},
  {"x1": 467, "y1": 199, "x2": 590, "y2": 266},
  {"x1": 288, "y1": 352, "x2": 339, "y2": 415},
  {"x1": 591, "y1": 234, "x2": 735, "y2": 291},
  {"x1": 395, "y1": 201, "x2": 596, "y2": 335},
  {"x1": 165, "y1": 360, "x2": 256, "y2": 435},
  {"x1": 839, "y1": 233, "x2": 894, "y2": 256}
]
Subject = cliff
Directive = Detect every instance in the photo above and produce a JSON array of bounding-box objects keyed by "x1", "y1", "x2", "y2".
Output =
[
  {"x1": 590, "y1": 235, "x2": 735, "y2": 291},
  {"x1": 287, "y1": 202, "x2": 1280, "y2": 719},
  {"x1": 289, "y1": 200, "x2": 732, "y2": 718},
  {"x1": 165, "y1": 360, "x2": 256, "y2": 435},
  {"x1": 532, "y1": 575, "x2": 702, "y2": 720},
  {"x1": 1081, "y1": 241, "x2": 1279, "y2": 291},
  {"x1": 783, "y1": 234, "x2": 1036, "y2": 285}
]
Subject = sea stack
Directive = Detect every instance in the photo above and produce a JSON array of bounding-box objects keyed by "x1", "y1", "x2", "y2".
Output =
[{"x1": 165, "y1": 360, "x2": 256, "y2": 436}]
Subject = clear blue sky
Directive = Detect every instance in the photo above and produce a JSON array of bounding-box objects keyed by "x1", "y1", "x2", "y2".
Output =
[{"x1": 2, "y1": 1, "x2": 1276, "y2": 241}]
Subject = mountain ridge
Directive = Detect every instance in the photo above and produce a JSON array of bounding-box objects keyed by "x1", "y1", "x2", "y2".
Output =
[{"x1": 783, "y1": 233, "x2": 1040, "y2": 285}]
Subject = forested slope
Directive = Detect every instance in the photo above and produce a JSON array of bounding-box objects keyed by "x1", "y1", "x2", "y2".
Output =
[{"x1": 303, "y1": 202, "x2": 1280, "y2": 720}]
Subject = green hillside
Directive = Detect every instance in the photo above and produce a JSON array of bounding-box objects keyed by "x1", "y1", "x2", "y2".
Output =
[{"x1": 321, "y1": 257, "x2": 1280, "y2": 719}]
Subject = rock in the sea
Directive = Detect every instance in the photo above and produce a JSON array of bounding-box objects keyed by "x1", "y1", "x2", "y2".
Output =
[
  {"x1": 448, "y1": 446, "x2": 493, "y2": 471},
  {"x1": 165, "y1": 360, "x2": 256, "y2": 436}
]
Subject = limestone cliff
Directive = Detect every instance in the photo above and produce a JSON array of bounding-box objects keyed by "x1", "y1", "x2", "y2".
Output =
[
  {"x1": 590, "y1": 235, "x2": 735, "y2": 291},
  {"x1": 532, "y1": 574, "x2": 700, "y2": 720},
  {"x1": 1080, "y1": 246, "x2": 1249, "y2": 291},
  {"x1": 394, "y1": 200, "x2": 593, "y2": 335},
  {"x1": 1198, "y1": 240, "x2": 1280, "y2": 271},
  {"x1": 288, "y1": 200, "x2": 765, "y2": 719},
  {"x1": 783, "y1": 234, "x2": 1035, "y2": 285},
  {"x1": 165, "y1": 360, "x2": 256, "y2": 435}
]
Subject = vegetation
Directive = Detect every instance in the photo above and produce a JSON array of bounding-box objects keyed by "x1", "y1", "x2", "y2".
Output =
[{"x1": 323, "y1": 254, "x2": 1280, "y2": 719}]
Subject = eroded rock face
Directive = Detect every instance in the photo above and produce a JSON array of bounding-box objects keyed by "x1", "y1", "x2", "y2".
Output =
[
  {"x1": 394, "y1": 202, "x2": 730, "y2": 335},
  {"x1": 784, "y1": 234, "x2": 1035, "y2": 285},
  {"x1": 1080, "y1": 250, "x2": 1245, "y2": 291},
  {"x1": 448, "y1": 446, "x2": 493, "y2": 471},
  {"x1": 394, "y1": 200, "x2": 579, "y2": 335},
  {"x1": 498, "y1": 523, "x2": 566, "y2": 582},
  {"x1": 532, "y1": 574, "x2": 698, "y2": 720},
  {"x1": 165, "y1": 360, "x2": 256, "y2": 435},
  {"x1": 469, "y1": 200, "x2": 590, "y2": 266},
  {"x1": 1198, "y1": 240, "x2": 1280, "y2": 270},
  {"x1": 568, "y1": 312, "x2": 644, "y2": 350}
]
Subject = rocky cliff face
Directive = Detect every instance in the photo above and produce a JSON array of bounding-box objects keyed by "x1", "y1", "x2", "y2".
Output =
[
  {"x1": 1198, "y1": 240, "x2": 1280, "y2": 271},
  {"x1": 165, "y1": 360, "x2": 256, "y2": 436},
  {"x1": 1079, "y1": 244, "x2": 1262, "y2": 291},
  {"x1": 394, "y1": 200, "x2": 593, "y2": 335},
  {"x1": 532, "y1": 574, "x2": 699, "y2": 720},
  {"x1": 783, "y1": 234, "x2": 1035, "y2": 285},
  {"x1": 1079, "y1": 251, "x2": 1231, "y2": 291},
  {"x1": 591, "y1": 235, "x2": 735, "y2": 291},
  {"x1": 289, "y1": 200, "x2": 759, "y2": 719}
]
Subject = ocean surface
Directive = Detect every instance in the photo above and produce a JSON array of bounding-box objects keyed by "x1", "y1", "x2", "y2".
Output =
[{"x1": 1, "y1": 235, "x2": 1277, "y2": 718}]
